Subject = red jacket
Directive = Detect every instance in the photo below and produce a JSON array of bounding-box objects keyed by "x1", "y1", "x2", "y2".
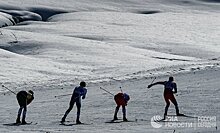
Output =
[{"x1": 114, "y1": 93, "x2": 129, "y2": 106}]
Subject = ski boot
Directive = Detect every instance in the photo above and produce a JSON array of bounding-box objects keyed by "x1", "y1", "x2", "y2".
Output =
[
  {"x1": 177, "y1": 113, "x2": 185, "y2": 116},
  {"x1": 123, "y1": 117, "x2": 128, "y2": 122},
  {"x1": 22, "y1": 119, "x2": 27, "y2": 124},
  {"x1": 76, "y1": 120, "x2": 82, "y2": 124},
  {"x1": 61, "y1": 117, "x2": 65, "y2": 123},
  {"x1": 113, "y1": 116, "x2": 119, "y2": 121},
  {"x1": 16, "y1": 118, "x2": 21, "y2": 124}
]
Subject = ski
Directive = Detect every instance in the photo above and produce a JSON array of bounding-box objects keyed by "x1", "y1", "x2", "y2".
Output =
[
  {"x1": 154, "y1": 114, "x2": 198, "y2": 123},
  {"x1": 166, "y1": 114, "x2": 198, "y2": 118},
  {"x1": 154, "y1": 118, "x2": 166, "y2": 122},
  {"x1": 3, "y1": 122, "x2": 35, "y2": 126},
  {"x1": 105, "y1": 119, "x2": 135, "y2": 123},
  {"x1": 60, "y1": 121, "x2": 91, "y2": 126}
]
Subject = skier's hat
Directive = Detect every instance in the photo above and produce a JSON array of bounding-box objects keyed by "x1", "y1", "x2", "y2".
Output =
[
  {"x1": 80, "y1": 81, "x2": 86, "y2": 87},
  {"x1": 28, "y1": 90, "x2": 34, "y2": 95},
  {"x1": 169, "y1": 76, "x2": 174, "y2": 81}
]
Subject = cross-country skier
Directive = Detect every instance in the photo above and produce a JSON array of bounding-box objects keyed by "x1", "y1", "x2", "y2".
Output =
[
  {"x1": 113, "y1": 92, "x2": 130, "y2": 121},
  {"x1": 16, "y1": 90, "x2": 34, "y2": 124},
  {"x1": 147, "y1": 76, "x2": 184, "y2": 119},
  {"x1": 61, "y1": 81, "x2": 87, "y2": 124}
]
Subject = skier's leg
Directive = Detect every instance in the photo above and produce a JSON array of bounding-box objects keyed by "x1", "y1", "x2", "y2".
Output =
[
  {"x1": 62, "y1": 101, "x2": 74, "y2": 122},
  {"x1": 122, "y1": 106, "x2": 127, "y2": 121},
  {"x1": 113, "y1": 105, "x2": 120, "y2": 120},
  {"x1": 22, "y1": 106, "x2": 27, "y2": 124},
  {"x1": 16, "y1": 93, "x2": 24, "y2": 123},
  {"x1": 164, "y1": 95, "x2": 170, "y2": 117},
  {"x1": 16, "y1": 107, "x2": 23, "y2": 123},
  {"x1": 76, "y1": 100, "x2": 81, "y2": 124},
  {"x1": 170, "y1": 96, "x2": 180, "y2": 115}
]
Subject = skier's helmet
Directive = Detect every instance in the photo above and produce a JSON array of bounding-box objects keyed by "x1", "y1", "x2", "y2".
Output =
[
  {"x1": 169, "y1": 76, "x2": 174, "y2": 81},
  {"x1": 28, "y1": 90, "x2": 34, "y2": 95},
  {"x1": 80, "y1": 81, "x2": 86, "y2": 87}
]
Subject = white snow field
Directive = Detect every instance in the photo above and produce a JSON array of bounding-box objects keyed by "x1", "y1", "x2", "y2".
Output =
[{"x1": 0, "y1": 0, "x2": 219, "y2": 132}]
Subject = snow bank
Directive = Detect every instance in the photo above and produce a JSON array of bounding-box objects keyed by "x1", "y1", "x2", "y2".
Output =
[
  {"x1": 0, "y1": 12, "x2": 15, "y2": 27},
  {"x1": 0, "y1": 0, "x2": 219, "y2": 86}
]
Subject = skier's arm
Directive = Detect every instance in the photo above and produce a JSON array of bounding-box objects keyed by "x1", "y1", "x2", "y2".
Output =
[
  {"x1": 82, "y1": 88, "x2": 87, "y2": 99},
  {"x1": 148, "y1": 81, "x2": 165, "y2": 88},
  {"x1": 27, "y1": 94, "x2": 34, "y2": 105},
  {"x1": 173, "y1": 83, "x2": 177, "y2": 94}
]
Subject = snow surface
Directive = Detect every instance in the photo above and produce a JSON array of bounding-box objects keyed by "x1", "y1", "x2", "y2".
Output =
[{"x1": 0, "y1": 0, "x2": 220, "y2": 132}]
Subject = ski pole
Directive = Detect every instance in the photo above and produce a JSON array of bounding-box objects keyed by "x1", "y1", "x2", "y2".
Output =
[
  {"x1": 54, "y1": 93, "x2": 72, "y2": 98},
  {"x1": 119, "y1": 87, "x2": 123, "y2": 93},
  {"x1": 147, "y1": 77, "x2": 156, "y2": 90},
  {"x1": 1, "y1": 84, "x2": 16, "y2": 95},
  {"x1": 100, "y1": 87, "x2": 114, "y2": 96},
  {"x1": 151, "y1": 77, "x2": 156, "y2": 84}
]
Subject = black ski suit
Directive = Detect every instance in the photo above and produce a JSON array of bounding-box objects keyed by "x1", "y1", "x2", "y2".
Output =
[{"x1": 16, "y1": 91, "x2": 34, "y2": 123}]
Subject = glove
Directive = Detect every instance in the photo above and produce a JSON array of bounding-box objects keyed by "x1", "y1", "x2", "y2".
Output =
[{"x1": 147, "y1": 84, "x2": 152, "y2": 88}]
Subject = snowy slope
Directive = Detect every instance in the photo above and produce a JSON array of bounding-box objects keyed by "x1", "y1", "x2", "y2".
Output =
[
  {"x1": 0, "y1": 69, "x2": 219, "y2": 133},
  {"x1": 0, "y1": 0, "x2": 219, "y2": 86},
  {"x1": 0, "y1": 0, "x2": 220, "y2": 132}
]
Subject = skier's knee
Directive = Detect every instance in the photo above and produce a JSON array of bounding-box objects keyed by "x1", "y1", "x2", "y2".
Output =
[
  {"x1": 67, "y1": 105, "x2": 74, "y2": 111},
  {"x1": 122, "y1": 106, "x2": 126, "y2": 114},
  {"x1": 77, "y1": 107, "x2": 81, "y2": 117},
  {"x1": 175, "y1": 104, "x2": 179, "y2": 109},
  {"x1": 173, "y1": 102, "x2": 178, "y2": 106},
  {"x1": 166, "y1": 103, "x2": 170, "y2": 108},
  {"x1": 76, "y1": 103, "x2": 81, "y2": 109}
]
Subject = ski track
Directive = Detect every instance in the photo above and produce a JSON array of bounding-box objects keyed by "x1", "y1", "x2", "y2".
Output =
[{"x1": 0, "y1": 68, "x2": 220, "y2": 132}]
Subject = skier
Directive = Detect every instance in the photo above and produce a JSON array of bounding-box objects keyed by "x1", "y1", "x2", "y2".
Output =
[
  {"x1": 61, "y1": 81, "x2": 87, "y2": 124},
  {"x1": 147, "y1": 76, "x2": 184, "y2": 119},
  {"x1": 113, "y1": 92, "x2": 130, "y2": 121},
  {"x1": 16, "y1": 90, "x2": 34, "y2": 124}
]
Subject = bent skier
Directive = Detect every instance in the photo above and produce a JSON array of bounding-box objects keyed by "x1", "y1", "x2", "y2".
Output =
[
  {"x1": 148, "y1": 76, "x2": 183, "y2": 119},
  {"x1": 113, "y1": 92, "x2": 130, "y2": 121},
  {"x1": 16, "y1": 90, "x2": 34, "y2": 124},
  {"x1": 61, "y1": 81, "x2": 87, "y2": 124}
]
